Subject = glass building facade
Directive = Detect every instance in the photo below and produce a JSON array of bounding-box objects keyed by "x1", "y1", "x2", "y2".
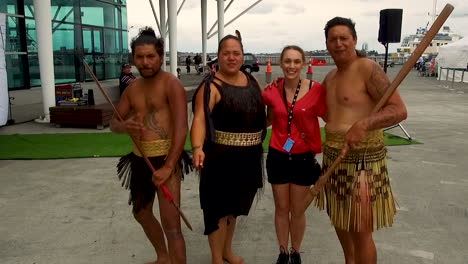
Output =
[{"x1": 0, "y1": 0, "x2": 129, "y2": 90}]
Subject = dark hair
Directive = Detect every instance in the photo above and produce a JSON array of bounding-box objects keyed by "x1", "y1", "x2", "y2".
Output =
[
  {"x1": 131, "y1": 27, "x2": 164, "y2": 57},
  {"x1": 280, "y1": 45, "x2": 306, "y2": 63},
  {"x1": 324, "y1": 17, "x2": 357, "y2": 40},
  {"x1": 217, "y1": 33, "x2": 244, "y2": 56}
]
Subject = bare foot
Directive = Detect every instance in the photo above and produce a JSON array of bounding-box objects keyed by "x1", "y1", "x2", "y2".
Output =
[
  {"x1": 145, "y1": 258, "x2": 170, "y2": 264},
  {"x1": 223, "y1": 251, "x2": 245, "y2": 264}
]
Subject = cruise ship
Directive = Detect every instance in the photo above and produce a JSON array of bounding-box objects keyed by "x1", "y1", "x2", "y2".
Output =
[
  {"x1": 397, "y1": 0, "x2": 463, "y2": 56},
  {"x1": 397, "y1": 26, "x2": 464, "y2": 56}
]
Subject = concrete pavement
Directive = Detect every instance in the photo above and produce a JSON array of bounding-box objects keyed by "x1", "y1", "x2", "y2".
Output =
[{"x1": 1, "y1": 65, "x2": 468, "y2": 263}]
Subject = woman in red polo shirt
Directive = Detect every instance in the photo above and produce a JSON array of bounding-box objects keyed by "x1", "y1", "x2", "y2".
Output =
[{"x1": 263, "y1": 45, "x2": 327, "y2": 264}]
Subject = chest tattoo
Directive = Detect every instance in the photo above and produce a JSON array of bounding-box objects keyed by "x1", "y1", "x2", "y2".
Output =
[{"x1": 144, "y1": 107, "x2": 168, "y2": 139}]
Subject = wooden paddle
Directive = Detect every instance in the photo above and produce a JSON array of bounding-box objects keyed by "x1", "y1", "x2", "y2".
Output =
[
  {"x1": 299, "y1": 4, "x2": 455, "y2": 214},
  {"x1": 83, "y1": 60, "x2": 193, "y2": 231}
]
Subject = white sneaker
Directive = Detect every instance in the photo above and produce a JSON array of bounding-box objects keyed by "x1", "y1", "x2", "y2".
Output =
[{"x1": 34, "y1": 115, "x2": 50, "y2": 123}]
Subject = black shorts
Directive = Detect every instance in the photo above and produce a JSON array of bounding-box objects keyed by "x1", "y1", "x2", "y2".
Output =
[{"x1": 266, "y1": 147, "x2": 321, "y2": 186}]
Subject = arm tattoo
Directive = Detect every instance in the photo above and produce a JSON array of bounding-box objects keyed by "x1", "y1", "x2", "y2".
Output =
[
  {"x1": 144, "y1": 107, "x2": 169, "y2": 139},
  {"x1": 362, "y1": 104, "x2": 402, "y2": 131},
  {"x1": 363, "y1": 63, "x2": 404, "y2": 130}
]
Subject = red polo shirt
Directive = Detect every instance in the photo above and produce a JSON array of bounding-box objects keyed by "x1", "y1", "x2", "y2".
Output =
[{"x1": 263, "y1": 79, "x2": 327, "y2": 154}]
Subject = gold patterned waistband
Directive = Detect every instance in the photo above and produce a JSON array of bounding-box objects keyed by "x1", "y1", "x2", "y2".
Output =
[
  {"x1": 133, "y1": 139, "x2": 171, "y2": 157},
  {"x1": 215, "y1": 130, "x2": 263, "y2": 146},
  {"x1": 324, "y1": 128, "x2": 384, "y2": 149}
]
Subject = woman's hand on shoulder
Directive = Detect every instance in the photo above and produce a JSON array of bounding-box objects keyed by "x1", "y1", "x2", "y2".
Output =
[{"x1": 263, "y1": 77, "x2": 283, "y2": 91}]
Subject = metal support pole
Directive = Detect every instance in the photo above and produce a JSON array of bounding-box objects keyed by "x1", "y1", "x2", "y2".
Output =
[
  {"x1": 207, "y1": 0, "x2": 233, "y2": 36},
  {"x1": 159, "y1": 0, "x2": 166, "y2": 70},
  {"x1": 167, "y1": 0, "x2": 177, "y2": 76},
  {"x1": 217, "y1": 0, "x2": 224, "y2": 43},
  {"x1": 33, "y1": 0, "x2": 56, "y2": 122},
  {"x1": 201, "y1": 0, "x2": 207, "y2": 67},
  {"x1": 452, "y1": 69, "x2": 455, "y2": 88},
  {"x1": 384, "y1": 123, "x2": 413, "y2": 141},
  {"x1": 383, "y1": 42, "x2": 389, "y2": 73},
  {"x1": 165, "y1": 0, "x2": 186, "y2": 38},
  {"x1": 209, "y1": 0, "x2": 263, "y2": 39},
  {"x1": 148, "y1": 0, "x2": 162, "y2": 36}
]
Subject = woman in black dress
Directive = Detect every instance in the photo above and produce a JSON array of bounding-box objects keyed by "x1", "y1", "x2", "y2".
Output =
[{"x1": 191, "y1": 32, "x2": 266, "y2": 264}]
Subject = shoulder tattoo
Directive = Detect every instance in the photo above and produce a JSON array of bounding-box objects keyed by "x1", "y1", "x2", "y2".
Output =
[{"x1": 368, "y1": 63, "x2": 390, "y2": 98}]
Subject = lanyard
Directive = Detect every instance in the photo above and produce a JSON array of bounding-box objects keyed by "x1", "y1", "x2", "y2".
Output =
[{"x1": 282, "y1": 79, "x2": 301, "y2": 137}]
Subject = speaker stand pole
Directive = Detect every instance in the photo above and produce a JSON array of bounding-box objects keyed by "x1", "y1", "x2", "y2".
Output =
[
  {"x1": 383, "y1": 42, "x2": 389, "y2": 73},
  {"x1": 381, "y1": 41, "x2": 413, "y2": 141},
  {"x1": 384, "y1": 123, "x2": 412, "y2": 141}
]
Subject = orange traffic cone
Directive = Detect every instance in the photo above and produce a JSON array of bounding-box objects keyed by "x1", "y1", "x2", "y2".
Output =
[
  {"x1": 306, "y1": 57, "x2": 313, "y2": 79},
  {"x1": 266, "y1": 57, "x2": 272, "y2": 73},
  {"x1": 265, "y1": 57, "x2": 272, "y2": 83}
]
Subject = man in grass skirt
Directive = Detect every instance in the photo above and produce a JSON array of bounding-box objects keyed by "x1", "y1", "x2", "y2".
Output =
[
  {"x1": 317, "y1": 17, "x2": 408, "y2": 264},
  {"x1": 111, "y1": 27, "x2": 191, "y2": 264}
]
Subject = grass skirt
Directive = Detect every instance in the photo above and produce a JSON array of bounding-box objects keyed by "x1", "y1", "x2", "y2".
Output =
[
  {"x1": 316, "y1": 129, "x2": 396, "y2": 232},
  {"x1": 116, "y1": 141, "x2": 192, "y2": 213}
]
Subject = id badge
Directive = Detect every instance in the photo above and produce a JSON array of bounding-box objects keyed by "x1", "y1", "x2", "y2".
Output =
[{"x1": 282, "y1": 138, "x2": 295, "y2": 153}]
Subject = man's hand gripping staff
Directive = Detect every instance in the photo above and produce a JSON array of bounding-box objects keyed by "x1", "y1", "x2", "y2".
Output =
[
  {"x1": 83, "y1": 60, "x2": 193, "y2": 231},
  {"x1": 298, "y1": 3, "x2": 455, "y2": 215}
]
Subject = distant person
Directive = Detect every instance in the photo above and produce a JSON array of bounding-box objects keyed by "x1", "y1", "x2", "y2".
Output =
[
  {"x1": 111, "y1": 27, "x2": 190, "y2": 264},
  {"x1": 317, "y1": 17, "x2": 407, "y2": 264},
  {"x1": 185, "y1": 55, "x2": 192, "y2": 74},
  {"x1": 263, "y1": 45, "x2": 327, "y2": 264},
  {"x1": 207, "y1": 54, "x2": 212, "y2": 61},
  {"x1": 119, "y1": 63, "x2": 136, "y2": 95},
  {"x1": 416, "y1": 56, "x2": 424, "y2": 70},
  {"x1": 194, "y1": 53, "x2": 202, "y2": 74}
]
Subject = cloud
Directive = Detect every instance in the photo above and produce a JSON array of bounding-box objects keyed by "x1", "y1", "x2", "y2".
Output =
[
  {"x1": 451, "y1": 11, "x2": 468, "y2": 18},
  {"x1": 127, "y1": 0, "x2": 467, "y2": 54},
  {"x1": 248, "y1": 2, "x2": 276, "y2": 15},
  {"x1": 279, "y1": 3, "x2": 305, "y2": 15},
  {"x1": 361, "y1": 10, "x2": 380, "y2": 17}
]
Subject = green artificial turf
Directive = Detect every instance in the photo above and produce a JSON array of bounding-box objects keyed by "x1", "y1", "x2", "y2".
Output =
[{"x1": 0, "y1": 129, "x2": 420, "y2": 160}]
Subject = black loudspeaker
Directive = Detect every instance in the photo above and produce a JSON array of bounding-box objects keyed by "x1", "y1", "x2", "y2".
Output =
[{"x1": 378, "y1": 9, "x2": 403, "y2": 43}]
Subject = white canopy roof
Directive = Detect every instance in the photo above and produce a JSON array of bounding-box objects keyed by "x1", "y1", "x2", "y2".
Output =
[{"x1": 437, "y1": 37, "x2": 468, "y2": 82}]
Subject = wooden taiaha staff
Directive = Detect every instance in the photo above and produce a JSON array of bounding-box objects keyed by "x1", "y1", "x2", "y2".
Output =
[
  {"x1": 299, "y1": 4, "x2": 455, "y2": 214},
  {"x1": 83, "y1": 60, "x2": 193, "y2": 231}
]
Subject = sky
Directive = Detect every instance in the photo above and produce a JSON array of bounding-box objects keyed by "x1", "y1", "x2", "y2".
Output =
[{"x1": 126, "y1": 0, "x2": 468, "y2": 54}]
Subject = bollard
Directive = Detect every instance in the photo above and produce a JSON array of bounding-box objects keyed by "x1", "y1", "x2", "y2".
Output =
[{"x1": 306, "y1": 57, "x2": 313, "y2": 80}]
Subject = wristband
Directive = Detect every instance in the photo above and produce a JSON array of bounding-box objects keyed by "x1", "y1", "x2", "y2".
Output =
[{"x1": 192, "y1": 145, "x2": 201, "y2": 151}]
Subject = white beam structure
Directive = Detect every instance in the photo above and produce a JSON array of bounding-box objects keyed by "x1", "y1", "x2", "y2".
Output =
[
  {"x1": 148, "y1": 0, "x2": 162, "y2": 36},
  {"x1": 217, "y1": 0, "x2": 225, "y2": 43},
  {"x1": 201, "y1": 0, "x2": 207, "y2": 66},
  {"x1": 165, "y1": 0, "x2": 186, "y2": 38},
  {"x1": 167, "y1": 0, "x2": 177, "y2": 76},
  {"x1": 159, "y1": 0, "x2": 166, "y2": 70},
  {"x1": 208, "y1": 0, "x2": 263, "y2": 39},
  {"x1": 33, "y1": 0, "x2": 55, "y2": 122},
  {"x1": 207, "y1": 0, "x2": 233, "y2": 36}
]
